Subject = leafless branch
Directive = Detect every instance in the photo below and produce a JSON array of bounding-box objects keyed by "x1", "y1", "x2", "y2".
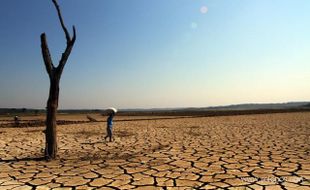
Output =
[
  {"x1": 40, "y1": 33, "x2": 54, "y2": 77},
  {"x1": 56, "y1": 44, "x2": 74, "y2": 77},
  {"x1": 51, "y1": 0, "x2": 76, "y2": 75},
  {"x1": 52, "y1": 0, "x2": 71, "y2": 42},
  {"x1": 72, "y1": 25, "x2": 76, "y2": 43}
]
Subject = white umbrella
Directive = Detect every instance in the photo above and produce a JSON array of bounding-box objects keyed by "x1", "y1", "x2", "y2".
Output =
[{"x1": 106, "y1": 107, "x2": 117, "y2": 114}]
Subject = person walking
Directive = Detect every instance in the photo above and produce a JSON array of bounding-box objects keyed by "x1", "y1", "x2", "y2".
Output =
[
  {"x1": 105, "y1": 107, "x2": 117, "y2": 142},
  {"x1": 14, "y1": 115, "x2": 19, "y2": 127}
]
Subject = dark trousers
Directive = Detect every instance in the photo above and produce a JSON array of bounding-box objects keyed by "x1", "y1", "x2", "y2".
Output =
[{"x1": 105, "y1": 126, "x2": 113, "y2": 141}]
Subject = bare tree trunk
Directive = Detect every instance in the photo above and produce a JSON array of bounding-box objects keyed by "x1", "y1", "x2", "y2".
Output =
[
  {"x1": 45, "y1": 78, "x2": 59, "y2": 159},
  {"x1": 41, "y1": 0, "x2": 76, "y2": 160}
]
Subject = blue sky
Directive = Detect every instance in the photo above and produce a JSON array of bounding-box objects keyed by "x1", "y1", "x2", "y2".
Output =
[{"x1": 0, "y1": 0, "x2": 309, "y2": 109}]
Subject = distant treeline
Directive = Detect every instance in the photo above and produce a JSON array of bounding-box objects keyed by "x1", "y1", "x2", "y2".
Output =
[
  {"x1": 0, "y1": 108, "x2": 104, "y2": 116},
  {"x1": 0, "y1": 108, "x2": 43, "y2": 115},
  {"x1": 1, "y1": 108, "x2": 310, "y2": 117},
  {"x1": 1, "y1": 102, "x2": 310, "y2": 116},
  {"x1": 116, "y1": 108, "x2": 310, "y2": 116}
]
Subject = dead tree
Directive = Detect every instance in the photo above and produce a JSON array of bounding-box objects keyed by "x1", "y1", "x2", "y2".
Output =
[{"x1": 41, "y1": 0, "x2": 76, "y2": 160}]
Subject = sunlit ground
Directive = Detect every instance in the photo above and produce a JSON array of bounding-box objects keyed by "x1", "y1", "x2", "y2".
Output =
[{"x1": 0, "y1": 112, "x2": 309, "y2": 189}]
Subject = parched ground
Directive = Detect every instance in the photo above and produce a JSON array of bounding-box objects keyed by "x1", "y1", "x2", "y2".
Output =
[{"x1": 0, "y1": 112, "x2": 309, "y2": 190}]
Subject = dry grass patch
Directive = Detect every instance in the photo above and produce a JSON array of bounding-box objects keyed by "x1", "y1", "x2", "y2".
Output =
[
  {"x1": 115, "y1": 130, "x2": 135, "y2": 137},
  {"x1": 152, "y1": 144, "x2": 170, "y2": 152},
  {"x1": 187, "y1": 126, "x2": 200, "y2": 129},
  {"x1": 26, "y1": 128, "x2": 45, "y2": 133},
  {"x1": 70, "y1": 129, "x2": 101, "y2": 138}
]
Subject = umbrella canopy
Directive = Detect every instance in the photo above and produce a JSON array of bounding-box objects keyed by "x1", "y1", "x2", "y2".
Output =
[{"x1": 106, "y1": 107, "x2": 117, "y2": 114}]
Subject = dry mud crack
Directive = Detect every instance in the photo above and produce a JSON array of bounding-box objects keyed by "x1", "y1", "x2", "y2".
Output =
[{"x1": 0, "y1": 112, "x2": 309, "y2": 189}]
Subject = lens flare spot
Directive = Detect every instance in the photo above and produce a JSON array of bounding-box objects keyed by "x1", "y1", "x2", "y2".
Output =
[
  {"x1": 200, "y1": 6, "x2": 208, "y2": 14},
  {"x1": 191, "y1": 22, "x2": 198, "y2": 29}
]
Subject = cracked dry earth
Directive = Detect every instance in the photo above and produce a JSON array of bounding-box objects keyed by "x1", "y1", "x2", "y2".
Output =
[{"x1": 0, "y1": 112, "x2": 310, "y2": 190}]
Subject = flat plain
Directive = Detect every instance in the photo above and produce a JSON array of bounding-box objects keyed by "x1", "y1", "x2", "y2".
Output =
[{"x1": 0, "y1": 112, "x2": 309, "y2": 189}]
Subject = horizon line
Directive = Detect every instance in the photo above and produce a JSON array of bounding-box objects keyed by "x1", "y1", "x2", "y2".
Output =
[{"x1": 0, "y1": 101, "x2": 309, "y2": 110}]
